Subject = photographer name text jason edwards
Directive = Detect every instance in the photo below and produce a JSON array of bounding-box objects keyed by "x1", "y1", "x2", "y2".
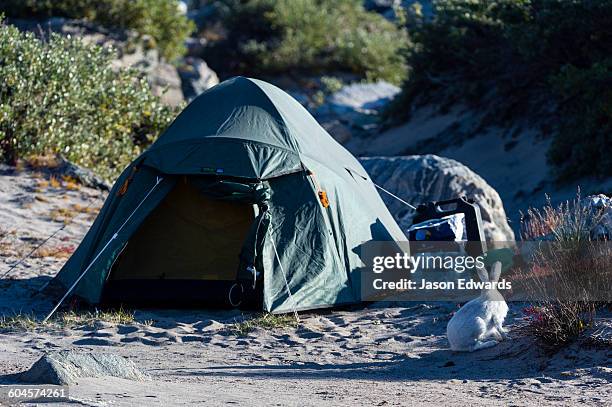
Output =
[{"x1": 372, "y1": 278, "x2": 512, "y2": 291}]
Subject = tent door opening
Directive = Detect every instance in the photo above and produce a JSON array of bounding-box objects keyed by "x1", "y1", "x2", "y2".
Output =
[{"x1": 101, "y1": 178, "x2": 261, "y2": 308}]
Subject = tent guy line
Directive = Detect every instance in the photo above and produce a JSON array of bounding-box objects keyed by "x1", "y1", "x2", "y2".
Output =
[
  {"x1": 373, "y1": 183, "x2": 417, "y2": 211},
  {"x1": 42, "y1": 176, "x2": 164, "y2": 323},
  {"x1": 0, "y1": 198, "x2": 99, "y2": 281}
]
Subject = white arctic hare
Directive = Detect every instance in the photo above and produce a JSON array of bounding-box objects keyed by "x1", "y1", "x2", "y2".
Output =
[{"x1": 447, "y1": 261, "x2": 509, "y2": 352}]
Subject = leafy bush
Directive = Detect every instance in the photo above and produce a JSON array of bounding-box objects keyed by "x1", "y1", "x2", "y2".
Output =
[
  {"x1": 0, "y1": 0, "x2": 194, "y2": 60},
  {"x1": 208, "y1": 0, "x2": 409, "y2": 84},
  {"x1": 0, "y1": 20, "x2": 177, "y2": 180},
  {"x1": 389, "y1": 0, "x2": 612, "y2": 181},
  {"x1": 547, "y1": 61, "x2": 612, "y2": 180}
]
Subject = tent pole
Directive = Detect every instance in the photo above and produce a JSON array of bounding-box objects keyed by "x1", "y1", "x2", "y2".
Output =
[{"x1": 42, "y1": 176, "x2": 164, "y2": 323}]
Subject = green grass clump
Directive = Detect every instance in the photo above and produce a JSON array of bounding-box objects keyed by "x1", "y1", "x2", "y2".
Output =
[
  {"x1": 230, "y1": 313, "x2": 298, "y2": 337},
  {"x1": 56, "y1": 308, "x2": 135, "y2": 327},
  {"x1": 0, "y1": 0, "x2": 195, "y2": 61},
  {"x1": 0, "y1": 308, "x2": 135, "y2": 332},
  {"x1": 0, "y1": 313, "x2": 39, "y2": 331},
  {"x1": 388, "y1": 0, "x2": 612, "y2": 181},
  {"x1": 0, "y1": 18, "x2": 177, "y2": 180},
  {"x1": 210, "y1": 0, "x2": 409, "y2": 84}
]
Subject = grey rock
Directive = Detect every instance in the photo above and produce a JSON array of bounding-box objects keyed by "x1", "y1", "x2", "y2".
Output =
[
  {"x1": 326, "y1": 81, "x2": 400, "y2": 114},
  {"x1": 149, "y1": 62, "x2": 185, "y2": 107},
  {"x1": 178, "y1": 57, "x2": 220, "y2": 101},
  {"x1": 31, "y1": 156, "x2": 110, "y2": 191},
  {"x1": 365, "y1": 0, "x2": 401, "y2": 8},
  {"x1": 178, "y1": 1, "x2": 189, "y2": 15},
  {"x1": 582, "y1": 194, "x2": 612, "y2": 240},
  {"x1": 316, "y1": 81, "x2": 400, "y2": 141},
  {"x1": 359, "y1": 155, "x2": 515, "y2": 241},
  {"x1": 19, "y1": 351, "x2": 149, "y2": 385},
  {"x1": 111, "y1": 39, "x2": 185, "y2": 107},
  {"x1": 364, "y1": 1, "x2": 435, "y2": 21},
  {"x1": 185, "y1": 36, "x2": 208, "y2": 57},
  {"x1": 364, "y1": 0, "x2": 402, "y2": 21},
  {"x1": 54, "y1": 156, "x2": 111, "y2": 191}
]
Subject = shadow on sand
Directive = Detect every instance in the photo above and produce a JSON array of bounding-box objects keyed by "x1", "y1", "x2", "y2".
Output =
[{"x1": 162, "y1": 332, "x2": 597, "y2": 382}]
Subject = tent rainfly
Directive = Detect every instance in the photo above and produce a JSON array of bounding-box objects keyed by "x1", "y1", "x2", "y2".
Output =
[{"x1": 51, "y1": 76, "x2": 406, "y2": 313}]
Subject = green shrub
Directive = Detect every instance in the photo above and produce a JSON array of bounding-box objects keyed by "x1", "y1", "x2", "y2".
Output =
[
  {"x1": 0, "y1": 20, "x2": 177, "y2": 180},
  {"x1": 0, "y1": 0, "x2": 194, "y2": 61},
  {"x1": 209, "y1": 0, "x2": 409, "y2": 84},
  {"x1": 547, "y1": 60, "x2": 612, "y2": 180},
  {"x1": 389, "y1": 0, "x2": 612, "y2": 181}
]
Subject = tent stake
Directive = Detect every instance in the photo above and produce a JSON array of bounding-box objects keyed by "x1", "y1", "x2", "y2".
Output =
[{"x1": 42, "y1": 176, "x2": 164, "y2": 323}]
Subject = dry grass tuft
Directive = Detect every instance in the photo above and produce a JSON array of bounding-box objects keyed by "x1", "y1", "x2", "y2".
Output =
[
  {"x1": 71, "y1": 203, "x2": 97, "y2": 215},
  {"x1": 49, "y1": 176, "x2": 61, "y2": 189},
  {"x1": 47, "y1": 203, "x2": 97, "y2": 224},
  {"x1": 0, "y1": 313, "x2": 39, "y2": 331},
  {"x1": 56, "y1": 308, "x2": 135, "y2": 328},
  {"x1": 62, "y1": 175, "x2": 80, "y2": 191},
  {"x1": 31, "y1": 244, "x2": 75, "y2": 259},
  {"x1": 34, "y1": 173, "x2": 81, "y2": 193},
  {"x1": 0, "y1": 226, "x2": 8, "y2": 241},
  {"x1": 0, "y1": 308, "x2": 136, "y2": 332},
  {"x1": 230, "y1": 313, "x2": 298, "y2": 337},
  {"x1": 35, "y1": 178, "x2": 50, "y2": 190},
  {"x1": 521, "y1": 190, "x2": 604, "y2": 242},
  {"x1": 24, "y1": 155, "x2": 62, "y2": 169},
  {"x1": 0, "y1": 228, "x2": 17, "y2": 256},
  {"x1": 48, "y1": 207, "x2": 74, "y2": 223},
  {"x1": 520, "y1": 191, "x2": 611, "y2": 347}
]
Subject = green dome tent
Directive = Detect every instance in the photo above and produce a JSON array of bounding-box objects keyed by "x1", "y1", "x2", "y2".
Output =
[{"x1": 51, "y1": 77, "x2": 406, "y2": 314}]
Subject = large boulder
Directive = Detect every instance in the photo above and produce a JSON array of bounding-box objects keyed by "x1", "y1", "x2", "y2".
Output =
[
  {"x1": 316, "y1": 81, "x2": 400, "y2": 142},
  {"x1": 45, "y1": 156, "x2": 111, "y2": 191},
  {"x1": 364, "y1": 0, "x2": 403, "y2": 20},
  {"x1": 112, "y1": 41, "x2": 185, "y2": 107},
  {"x1": 19, "y1": 351, "x2": 149, "y2": 385},
  {"x1": 148, "y1": 61, "x2": 186, "y2": 107},
  {"x1": 178, "y1": 57, "x2": 220, "y2": 101},
  {"x1": 359, "y1": 155, "x2": 515, "y2": 241}
]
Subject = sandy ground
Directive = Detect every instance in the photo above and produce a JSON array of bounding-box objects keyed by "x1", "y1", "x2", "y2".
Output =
[{"x1": 0, "y1": 167, "x2": 610, "y2": 406}]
